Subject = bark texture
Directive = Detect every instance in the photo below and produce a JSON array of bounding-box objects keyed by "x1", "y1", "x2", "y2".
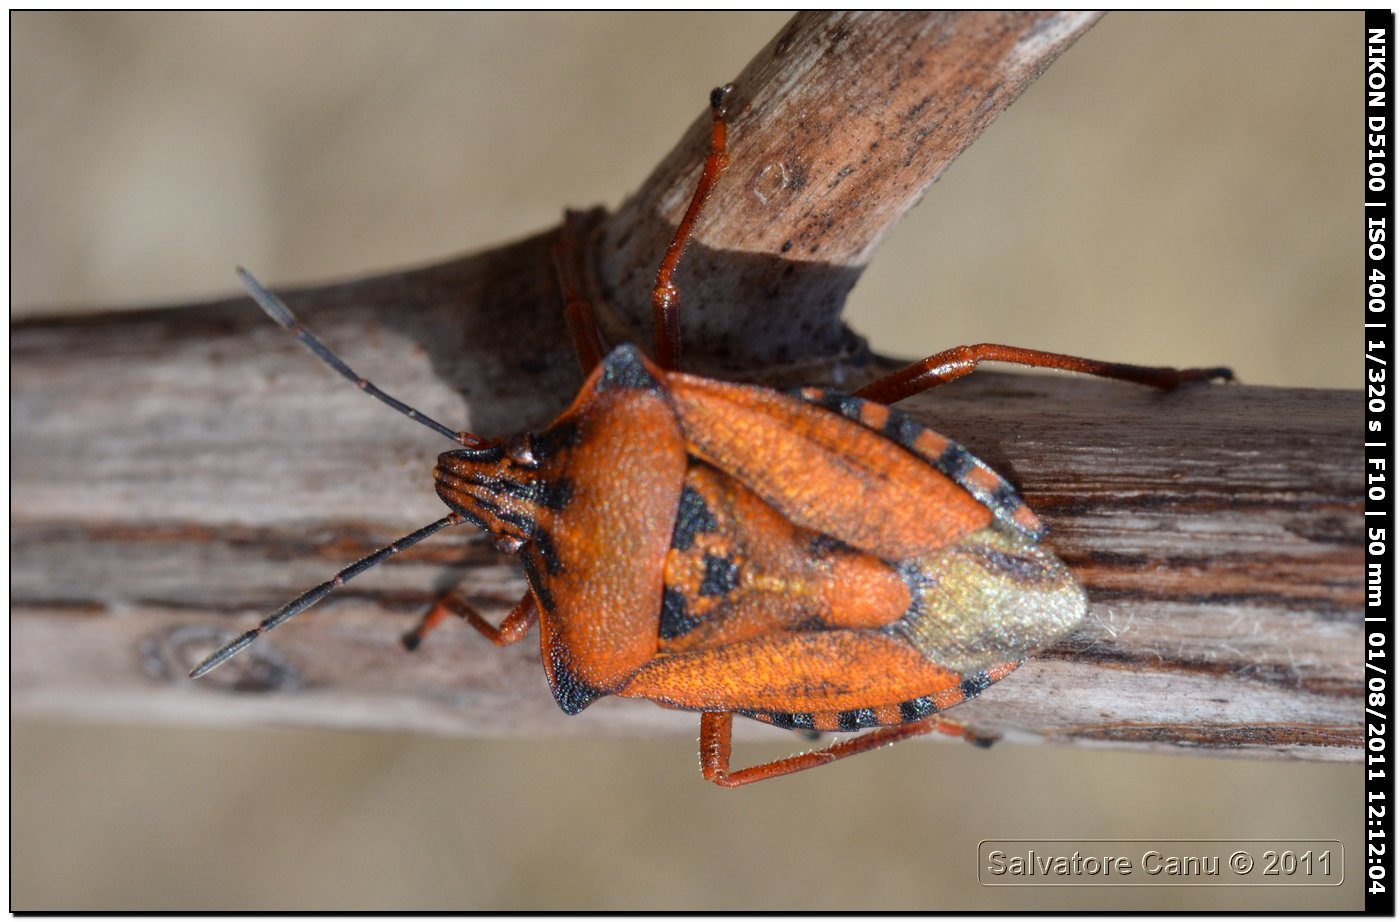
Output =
[{"x1": 11, "y1": 12, "x2": 1364, "y2": 760}]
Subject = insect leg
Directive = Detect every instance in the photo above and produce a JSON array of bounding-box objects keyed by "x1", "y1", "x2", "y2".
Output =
[
  {"x1": 854, "y1": 342, "x2": 1234, "y2": 405},
  {"x1": 698, "y1": 711, "x2": 986, "y2": 788},
  {"x1": 402, "y1": 591, "x2": 539, "y2": 650},
  {"x1": 650, "y1": 84, "x2": 735, "y2": 371},
  {"x1": 554, "y1": 211, "x2": 607, "y2": 375}
]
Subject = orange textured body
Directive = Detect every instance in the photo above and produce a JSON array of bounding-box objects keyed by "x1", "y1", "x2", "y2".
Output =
[
  {"x1": 433, "y1": 347, "x2": 1085, "y2": 726},
  {"x1": 194, "y1": 83, "x2": 1229, "y2": 786}
]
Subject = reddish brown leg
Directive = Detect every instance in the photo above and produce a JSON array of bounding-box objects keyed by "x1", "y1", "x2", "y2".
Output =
[
  {"x1": 402, "y1": 592, "x2": 538, "y2": 650},
  {"x1": 855, "y1": 342, "x2": 1234, "y2": 406},
  {"x1": 651, "y1": 85, "x2": 734, "y2": 372},
  {"x1": 553, "y1": 211, "x2": 607, "y2": 375},
  {"x1": 699, "y1": 711, "x2": 987, "y2": 788}
]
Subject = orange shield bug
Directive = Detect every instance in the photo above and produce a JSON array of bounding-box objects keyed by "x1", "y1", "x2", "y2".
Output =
[{"x1": 192, "y1": 85, "x2": 1230, "y2": 786}]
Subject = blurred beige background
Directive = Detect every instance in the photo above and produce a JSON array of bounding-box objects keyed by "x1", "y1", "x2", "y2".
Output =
[{"x1": 12, "y1": 12, "x2": 1360, "y2": 910}]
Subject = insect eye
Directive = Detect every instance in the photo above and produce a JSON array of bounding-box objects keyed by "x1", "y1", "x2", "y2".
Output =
[
  {"x1": 506, "y1": 435, "x2": 538, "y2": 468},
  {"x1": 494, "y1": 534, "x2": 525, "y2": 554}
]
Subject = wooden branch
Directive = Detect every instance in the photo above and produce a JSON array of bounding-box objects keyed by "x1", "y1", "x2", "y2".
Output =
[
  {"x1": 596, "y1": 11, "x2": 1106, "y2": 375},
  {"x1": 11, "y1": 12, "x2": 1364, "y2": 761}
]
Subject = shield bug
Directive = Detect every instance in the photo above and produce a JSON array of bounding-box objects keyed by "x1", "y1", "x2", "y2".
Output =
[{"x1": 192, "y1": 84, "x2": 1231, "y2": 786}]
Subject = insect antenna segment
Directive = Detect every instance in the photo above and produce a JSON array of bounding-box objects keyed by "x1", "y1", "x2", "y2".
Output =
[
  {"x1": 189, "y1": 513, "x2": 467, "y2": 678},
  {"x1": 236, "y1": 267, "x2": 486, "y2": 447},
  {"x1": 191, "y1": 269, "x2": 495, "y2": 679}
]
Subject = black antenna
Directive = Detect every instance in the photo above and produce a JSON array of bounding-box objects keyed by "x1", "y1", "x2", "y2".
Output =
[
  {"x1": 237, "y1": 267, "x2": 466, "y2": 445},
  {"x1": 190, "y1": 513, "x2": 465, "y2": 678}
]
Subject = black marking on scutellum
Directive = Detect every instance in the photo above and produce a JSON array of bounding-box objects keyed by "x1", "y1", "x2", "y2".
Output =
[
  {"x1": 658, "y1": 588, "x2": 703, "y2": 640},
  {"x1": 671, "y1": 484, "x2": 720, "y2": 551},
  {"x1": 699, "y1": 554, "x2": 740, "y2": 597},
  {"x1": 595, "y1": 344, "x2": 662, "y2": 393}
]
